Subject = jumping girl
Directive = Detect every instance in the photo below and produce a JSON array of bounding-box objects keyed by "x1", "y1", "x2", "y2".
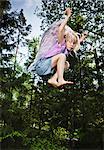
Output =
[{"x1": 28, "y1": 8, "x2": 88, "y2": 87}]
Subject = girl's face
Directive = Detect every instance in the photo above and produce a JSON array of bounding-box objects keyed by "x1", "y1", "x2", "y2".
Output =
[
  {"x1": 65, "y1": 34, "x2": 77, "y2": 50},
  {"x1": 66, "y1": 38, "x2": 76, "y2": 50}
]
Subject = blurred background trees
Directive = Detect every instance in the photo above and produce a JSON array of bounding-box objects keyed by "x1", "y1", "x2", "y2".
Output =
[{"x1": 1, "y1": 0, "x2": 104, "y2": 149}]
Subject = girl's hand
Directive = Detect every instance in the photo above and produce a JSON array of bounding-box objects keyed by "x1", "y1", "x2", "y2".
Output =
[
  {"x1": 82, "y1": 31, "x2": 88, "y2": 38},
  {"x1": 79, "y1": 31, "x2": 88, "y2": 43},
  {"x1": 64, "y1": 8, "x2": 72, "y2": 17}
]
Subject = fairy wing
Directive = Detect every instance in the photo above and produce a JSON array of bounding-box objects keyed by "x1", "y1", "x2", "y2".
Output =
[
  {"x1": 35, "y1": 19, "x2": 64, "y2": 60},
  {"x1": 28, "y1": 19, "x2": 64, "y2": 72}
]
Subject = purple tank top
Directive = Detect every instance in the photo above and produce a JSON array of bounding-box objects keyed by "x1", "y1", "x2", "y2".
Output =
[{"x1": 42, "y1": 39, "x2": 68, "y2": 58}]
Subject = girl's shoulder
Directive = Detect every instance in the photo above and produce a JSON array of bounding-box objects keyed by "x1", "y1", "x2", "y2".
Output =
[{"x1": 57, "y1": 38, "x2": 66, "y2": 47}]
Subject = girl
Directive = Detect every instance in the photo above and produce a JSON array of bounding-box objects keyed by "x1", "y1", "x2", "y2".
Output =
[{"x1": 28, "y1": 8, "x2": 88, "y2": 87}]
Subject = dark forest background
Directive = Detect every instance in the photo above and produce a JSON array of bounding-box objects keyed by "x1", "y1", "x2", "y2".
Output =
[{"x1": 0, "y1": 0, "x2": 104, "y2": 149}]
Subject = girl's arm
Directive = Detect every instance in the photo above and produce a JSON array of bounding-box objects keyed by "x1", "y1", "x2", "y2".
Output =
[
  {"x1": 58, "y1": 8, "x2": 72, "y2": 44},
  {"x1": 79, "y1": 31, "x2": 88, "y2": 43}
]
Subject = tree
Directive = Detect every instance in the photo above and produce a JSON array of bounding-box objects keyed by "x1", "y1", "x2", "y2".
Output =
[
  {"x1": 0, "y1": 0, "x2": 11, "y2": 17},
  {"x1": 0, "y1": 1, "x2": 32, "y2": 149},
  {"x1": 25, "y1": 37, "x2": 39, "y2": 68},
  {"x1": 31, "y1": 0, "x2": 104, "y2": 149}
]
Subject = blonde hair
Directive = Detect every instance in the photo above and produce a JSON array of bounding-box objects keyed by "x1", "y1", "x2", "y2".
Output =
[
  {"x1": 65, "y1": 26, "x2": 80, "y2": 51},
  {"x1": 72, "y1": 32, "x2": 80, "y2": 51}
]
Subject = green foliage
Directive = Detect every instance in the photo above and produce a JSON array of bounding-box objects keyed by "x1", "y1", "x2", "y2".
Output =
[
  {"x1": 25, "y1": 37, "x2": 40, "y2": 67},
  {"x1": 0, "y1": 0, "x2": 11, "y2": 17},
  {"x1": 1, "y1": 0, "x2": 104, "y2": 150},
  {"x1": 30, "y1": 138, "x2": 68, "y2": 150},
  {"x1": 1, "y1": 130, "x2": 25, "y2": 142},
  {"x1": 53, "y1": 127, "x2": 69, "y2": 140}
]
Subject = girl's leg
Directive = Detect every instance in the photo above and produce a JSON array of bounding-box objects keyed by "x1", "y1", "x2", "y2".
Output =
[
  {"x1": 48, "y1": 72, "x2": 58, "y2": 87},
  {"x1": 48, "y1": 70, "x2": 73, "y2": 87},
  {"x1": 48, "y1": 60, "x2": 70, "y2": 84},
  {"x1": 48, "y1": 53, "x2": 73, "y2": 87}
]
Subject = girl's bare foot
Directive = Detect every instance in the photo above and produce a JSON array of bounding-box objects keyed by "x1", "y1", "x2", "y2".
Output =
[
  {"x1": 48, "y1": 79, "x2": 74, "y2": 88},
  {"x1": 48, "y1": 79, "x2": 59, "y2": 87},
  {"x1": 57, "y1": 80, "x2": 74, "y2": 87}
]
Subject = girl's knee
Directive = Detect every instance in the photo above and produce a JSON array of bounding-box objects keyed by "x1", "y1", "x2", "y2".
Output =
[
  {"x1": 51, "y1": 53, "x2": 66, "y2": 67},
  {"x1": 59, "y1": 53, "x2": 66, "y2": 59}
]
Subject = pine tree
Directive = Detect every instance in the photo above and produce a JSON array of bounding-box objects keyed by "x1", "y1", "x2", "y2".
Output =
[{"x1": 0, "y1": 1, "x2": 32, "y2": 149}]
